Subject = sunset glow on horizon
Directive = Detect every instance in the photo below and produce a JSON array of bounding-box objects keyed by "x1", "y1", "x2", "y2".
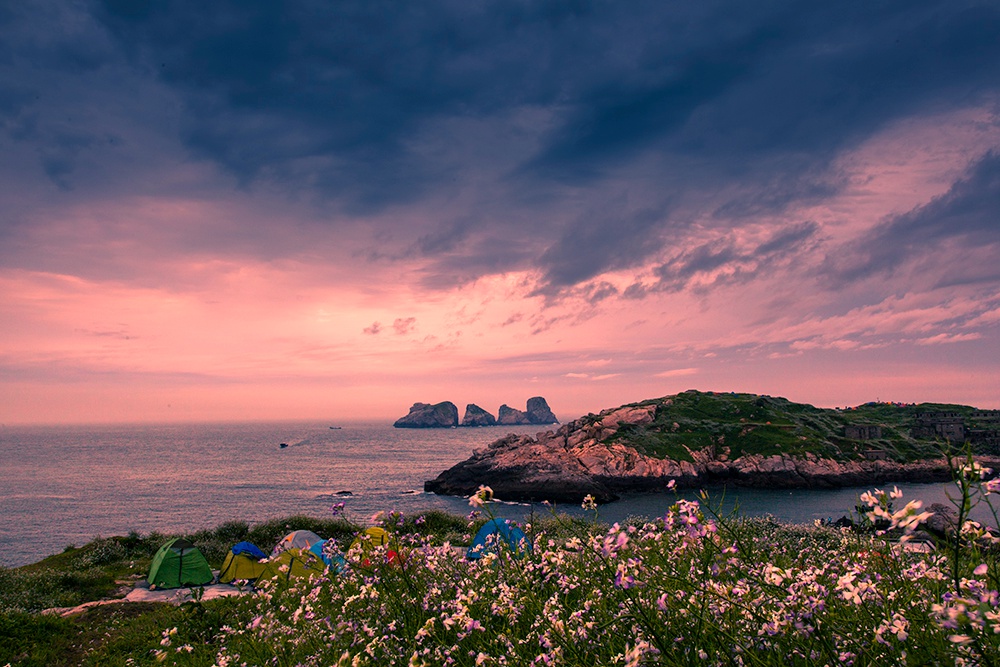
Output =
[{"x1": 2, "y1": 1, "x2": 999, "y2": 424}]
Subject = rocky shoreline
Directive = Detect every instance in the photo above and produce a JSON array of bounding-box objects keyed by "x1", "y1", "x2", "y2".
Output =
[{"x1": 424, "y1": 403, "x2": 1000, "y2": 503}]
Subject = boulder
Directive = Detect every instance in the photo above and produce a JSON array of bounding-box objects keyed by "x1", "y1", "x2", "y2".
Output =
[
  {"x1": 461, "y1": 404, "x2": 497, "y2": 427},
  {"x1": 497, "y1": 404, "x2": 531, "y2": 425},
  {"x1": 526, "y1": 396, "x2": 559, "y2": 424},
  {"x1": 393, "y1": 402, "x2": 459, "y2": 428}
]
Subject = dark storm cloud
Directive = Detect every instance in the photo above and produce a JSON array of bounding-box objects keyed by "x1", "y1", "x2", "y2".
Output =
[
  {"x1": 535, "y1": 199, "x2": 670, "y2": 291},
  {"x1": 90, "y1": 1, "x2": 1000, "y2": 195},
  {"x1": 93, "y1": 0, "x2": 599, "y2": 209},
  {"x1": 3, "y1": 0, "x2": 999, "y2": 293},
  {"x1": 653, "y1": 221, "x2": 819, "y2": 292},
  {"x1": 830, "y1": 152, "x2": 1000, "y2": 285}
]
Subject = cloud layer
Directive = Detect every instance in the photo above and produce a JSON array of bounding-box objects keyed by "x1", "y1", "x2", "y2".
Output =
[{"x1": 1, "y1": 0, "x2": 999, "y2": 421}]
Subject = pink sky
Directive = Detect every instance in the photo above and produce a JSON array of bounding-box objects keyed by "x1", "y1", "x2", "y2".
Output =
[{"x1": 1, "y1": 3, "x2": 999, "y2": 423}]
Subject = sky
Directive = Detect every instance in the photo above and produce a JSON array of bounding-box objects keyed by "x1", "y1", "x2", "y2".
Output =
[{"x1": 1, "y1": 0, "x2": 999, "y2": 424}]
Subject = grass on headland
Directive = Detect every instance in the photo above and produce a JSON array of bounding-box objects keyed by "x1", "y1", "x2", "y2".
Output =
[{"x1": 4, "y1": 460, "x2": 1000, "y2": 666}]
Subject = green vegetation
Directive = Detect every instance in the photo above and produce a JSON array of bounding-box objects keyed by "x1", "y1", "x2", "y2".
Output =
[
  {"x1": 6, "y1": 468, "x2": 1000, "y2": 666},
  {"x1": 6, "y1": 451, "x2": 1000, "y2": 665},
  {"x1": 595, "y1": 389, "x2": 991, "y2": 462}
]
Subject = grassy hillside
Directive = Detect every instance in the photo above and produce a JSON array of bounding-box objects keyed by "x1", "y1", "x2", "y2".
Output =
[{"x1": 584, "y1": 390, "x2": 989, "y2": 463}]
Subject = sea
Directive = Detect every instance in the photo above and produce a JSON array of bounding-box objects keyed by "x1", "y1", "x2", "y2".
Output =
[{"x1": 0, "y1": 420, "x2": 985, "y2": 568}]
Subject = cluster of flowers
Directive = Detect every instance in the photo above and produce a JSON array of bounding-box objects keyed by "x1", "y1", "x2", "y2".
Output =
[{"x1": 169, "y1": 468, "x2": 1000, "y2": 666}]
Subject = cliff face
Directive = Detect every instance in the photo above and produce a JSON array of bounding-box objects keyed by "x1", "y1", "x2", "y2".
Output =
[{"x1": 424, "y1": 400, "x2": 999, "y2": 504}]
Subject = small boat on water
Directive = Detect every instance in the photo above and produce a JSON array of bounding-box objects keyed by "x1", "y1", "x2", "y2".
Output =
[
  {"x1": 279, "y1": 443, "x2": 288, "y2": 449},
  {"x1": 329, "y1": 426, "x2": 342, "y2": 429}
]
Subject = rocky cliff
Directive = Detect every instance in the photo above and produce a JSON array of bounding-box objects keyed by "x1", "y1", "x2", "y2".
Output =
[
  {"x1": 424, "y1": 395, "x2": 1000, "y2": 503},
  {"x1": 394, "y1": 401, "x2": 459, "y2": 428}
]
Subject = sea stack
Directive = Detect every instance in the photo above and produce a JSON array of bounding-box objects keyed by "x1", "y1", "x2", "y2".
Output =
[
  {"x1": 393, "y1": 402, "x2": 460, "y2": 428},
  {"x1": 462, "y1": 404, "x2": 497, "y2": 427},
  {"x1": 526, "y1": 396, "x2": 558, "y2": 424},
  {"x1": 497, "y1": 404, "x2": 530, "y2": 425}
]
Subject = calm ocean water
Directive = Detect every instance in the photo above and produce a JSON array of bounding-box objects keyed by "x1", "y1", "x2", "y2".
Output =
[{"x1": 0, "y1": 420, "x2": 982, "y2": 567}]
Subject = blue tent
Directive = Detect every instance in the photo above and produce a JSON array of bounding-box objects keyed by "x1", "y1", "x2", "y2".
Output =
[
  {"x1": 467, "y1": 518, "x2": 532, "y2": 560},
  {"x1": 231, "y1": 541, "x2": 267, "y2": 560},
  {"x1": 308, "y1": 539, "x2": 347, "y2": 573}
]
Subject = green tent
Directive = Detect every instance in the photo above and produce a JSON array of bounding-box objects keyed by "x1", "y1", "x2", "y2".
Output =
[{"x1": 148, "y1": 538, "x2": 214, "y2": 589}]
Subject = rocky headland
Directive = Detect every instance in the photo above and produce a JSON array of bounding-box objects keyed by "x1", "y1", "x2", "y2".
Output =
[
  {"x1": 395, "y1": 397, "x2": 558, "y2": 428},
  {"x1": 424, "y1": 391, "x2": 1000, "y2": 503}
]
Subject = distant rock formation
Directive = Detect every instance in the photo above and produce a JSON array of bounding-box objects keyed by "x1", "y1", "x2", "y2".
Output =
[
  {"x1": 526, "y1": 396, "x2": 558, "y2": 424},
  {"x1": 497, "y1": 397, "x2": 559, "y2": 426},
  {"x1": 497, "y1": 404, "x2": 530, "y2": 425},
  {"x1": 462, "y1": 404, "x2": 496, "y2": 427},
  {"x1": 393, "y1": 402, "x2": 459, "y2": 428},
  {"x1": 394, "y1": 397, "x2": 558, "y2": 428}
]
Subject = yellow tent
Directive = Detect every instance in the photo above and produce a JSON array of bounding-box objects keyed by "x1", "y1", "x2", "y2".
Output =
[
  {"x1": 259, "y1": 548, "x2": 327, "y2": 583},
  {"x1": 349, "y1": 527, "x2": 405, "y2": 567},
  {"x1": 218, "y1": 551, "x2": 268, "y2": 584},
  {"x1": 350, "y1": 526, "x2": 390, "y2": 551}
]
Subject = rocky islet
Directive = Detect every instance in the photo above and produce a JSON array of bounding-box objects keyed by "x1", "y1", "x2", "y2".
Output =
[{"x1": 424, "y1": 392, "x2": 1000, "y2": 503}]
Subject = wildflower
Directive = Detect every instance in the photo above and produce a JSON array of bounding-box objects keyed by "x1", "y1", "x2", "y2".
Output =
[
  {"x1": 581, "y1": 494, "x2": 597, "y2": 511},
  {"x1": 960, "y1": 461, "x2": 990, "y2": 480},
  {"x1": 974, "y1": 563, "x2": 989, "y2": 576},
  {"x1": 666, "y1": 479, "x2": 676, "y2": 490},
  {"x1": 330, "y1": 501, "x2": 346, "y2": 517},
  {"x1": 469, "y1": 485, "x2": 494, "y2": 507},
  {"x1": 890, "y1": 615, "x2": 909, "y2": 641},
  {"x1": 889, "y1": 500, "x2": 932, "y2": 533}
]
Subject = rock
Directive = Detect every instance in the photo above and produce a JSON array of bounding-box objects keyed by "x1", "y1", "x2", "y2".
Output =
[
  {"x1": 599, "y1": 405, "x2": 656, "y2": 429},
  {"x1": 526, "y1": 396, "x2": 558, "y2": 424},
  {"x1": 461, "y1": 404, "x2": 497, "y2": 427},
  {"x1": 497, "y1": 404, "x2": 531, "y2": 425},
  {"x1": 922, "y1": 503, "x2": 959, "y2": 539},
  {"x1": 393, "y1": 402, "x2": 459, "y2": 428},
  {"x1": 423, "y1": 431, "x2": 617, "y2": 503}
]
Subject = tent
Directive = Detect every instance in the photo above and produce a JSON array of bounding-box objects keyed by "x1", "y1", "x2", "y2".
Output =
[
  {"x1": 147, "y1": 538, "x2": 214, "y2": 589},
  {"x1": 349, "y1": 526, "x2": 390, "y2": 551},
  {"x1": 259, "y1": 547, "x2": 327, "y2": 583},
  {"x1": 218, "y1": 541, "x2": 268, "y2": 584},
  {"x1": 348, "y1": 526, "x2": 405, "y2": 567},
  {"x1": 467, "y1": 518, "x2": 532, "y2": 560},
  {"x1": 271, "y1": 530, "x2": 323, "y2": 557},
  {"x1": 308, "y1": 539, "x2": 347, "y2": 574}
]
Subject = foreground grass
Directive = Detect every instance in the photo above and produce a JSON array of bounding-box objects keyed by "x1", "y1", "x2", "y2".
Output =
[{"x1": 3, "y1": 470, "x2": 1000, "y2": 666}]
